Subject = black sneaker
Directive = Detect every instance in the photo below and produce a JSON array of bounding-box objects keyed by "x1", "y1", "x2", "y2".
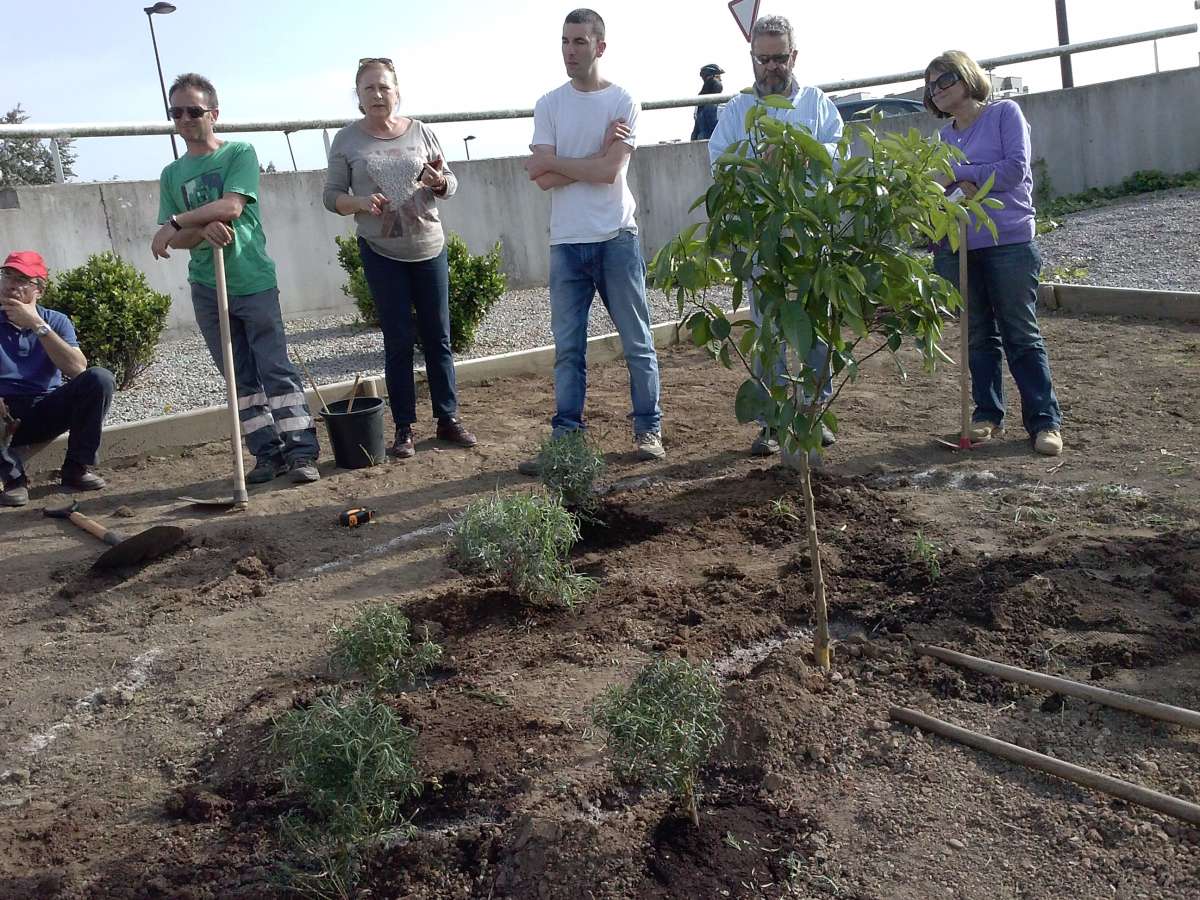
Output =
[
  {"x1": 288, "y1": 458, "x2": 320, "y2": 483},
  {"x1": 248, "y1": 455, "x2": 287, "y2": 484}
]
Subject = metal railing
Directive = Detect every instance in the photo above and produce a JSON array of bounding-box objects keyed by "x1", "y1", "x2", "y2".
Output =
[{"x1": 1, "y1": 24, "x2": 1195, "y2": 180}]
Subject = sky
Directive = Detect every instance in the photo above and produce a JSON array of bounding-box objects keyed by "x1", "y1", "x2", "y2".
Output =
[{"x1": 3, "y1": 0, "x2": 1198, "y2": 183}]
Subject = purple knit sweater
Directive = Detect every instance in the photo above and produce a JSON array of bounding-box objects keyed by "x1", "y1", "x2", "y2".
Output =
[{"x1": 940, "y1": 99, "x2": 1036, "y2": 250}]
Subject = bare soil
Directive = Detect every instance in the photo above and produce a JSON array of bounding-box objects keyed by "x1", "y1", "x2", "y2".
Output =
[{"x1": 1, "y1": 308, "x2": 1199, "y2": 899}]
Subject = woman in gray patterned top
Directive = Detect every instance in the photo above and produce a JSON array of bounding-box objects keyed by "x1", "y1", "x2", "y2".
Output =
[{"x1": 323, "y1": 57, "x2": 476, "y2": 458}]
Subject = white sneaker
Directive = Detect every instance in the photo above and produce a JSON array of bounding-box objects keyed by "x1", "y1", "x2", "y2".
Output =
[
  {"x1": 1034, "y1": 429, "x2": 1063, "y2": 456},
  {"x1": 635, "y1": 432, "x2": 666, "y2": 461},
  {"x1": 969, "y1": 421, "x2": 1003, "y2": 442}
]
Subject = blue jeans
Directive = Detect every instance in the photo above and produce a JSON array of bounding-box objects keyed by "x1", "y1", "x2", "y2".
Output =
[
  {"x1": 934, "y1": 241, "x2": 1061, "y2": 437},
  {"x1": 749, "y1": 285, "x2": 832, "y2": 417},
  {"x1": 358, "y1": 241, "x2": 458, "y2": 428},
  {"x1": 549, "y1": 229, "x2": 662, "y2": 435},
  {"x1": 191, "y1": 283, "x2": 320, "y2": 464}
]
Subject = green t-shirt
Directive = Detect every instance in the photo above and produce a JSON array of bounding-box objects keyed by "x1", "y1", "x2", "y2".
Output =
[{"x1": 157, "y1": 141, "x2": 277, "y2": 295}]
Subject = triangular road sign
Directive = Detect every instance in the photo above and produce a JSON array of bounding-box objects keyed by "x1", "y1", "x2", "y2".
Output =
[{"x1": 728, "y1": 0, "x2": 761, "y2": 42}]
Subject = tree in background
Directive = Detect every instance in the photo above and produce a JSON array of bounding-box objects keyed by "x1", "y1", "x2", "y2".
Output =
[{"x1": 0, "y1": 105, "x2": 77, "y2": 187}]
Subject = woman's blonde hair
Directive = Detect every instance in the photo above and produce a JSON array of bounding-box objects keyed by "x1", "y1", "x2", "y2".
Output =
[
  {"x1": 355, "y1": 58, "x2": 398, "y2": 114},
  {"x1": 923, "y1": 50, "x2": 990, "y2": 117}
]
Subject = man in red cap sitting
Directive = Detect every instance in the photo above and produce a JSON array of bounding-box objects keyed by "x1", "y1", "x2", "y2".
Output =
[{"x1": 1, "y1": 251, "x2": 115, "y2": 507}]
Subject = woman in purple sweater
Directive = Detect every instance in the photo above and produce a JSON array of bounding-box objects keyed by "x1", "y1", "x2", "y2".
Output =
[{"x1": 925, "y1": 50, "x2": 1062, "y2": 457}]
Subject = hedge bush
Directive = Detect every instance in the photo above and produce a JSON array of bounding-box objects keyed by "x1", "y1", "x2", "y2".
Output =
[
  {"x1": 42, "y1": 252, "x2": 171, "y2": 390},
  {"x1": 334, "y1": 232, "x2": 506, "y2": 354}
]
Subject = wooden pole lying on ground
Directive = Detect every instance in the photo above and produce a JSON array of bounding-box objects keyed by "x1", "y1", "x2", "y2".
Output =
[
  {"x1": 916, "y1": 644, "x2": 1200, "y2": 731},
  {"x1": 889, "y1": 706, "x2": 1200, "y2": 825}
]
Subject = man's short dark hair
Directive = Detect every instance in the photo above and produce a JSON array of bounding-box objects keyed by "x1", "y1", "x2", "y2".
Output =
[
  {"x1": 169, "y1": 73, "x2": 219, "y2": 108},
  {"x1": 565, "y1": 8, "x2": 605, "y2": 40}
]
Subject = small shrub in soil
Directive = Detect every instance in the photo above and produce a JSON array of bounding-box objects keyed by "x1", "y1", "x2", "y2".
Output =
[
  {"x1": 452, "y1": 492, "x2": 593, "y2": 610},
  {"x1": 592, "y1": 656, "x2": 726, "y2": 827},
  {"x1": 271, "y1": 689, "x2": 421, "y2": 897},
  {"x1": 330, "y1": 603, "x2": 442, "y2": 692},
  {"x1": 537, "y1": 430, "x2": 606, "y2": 518},
  {"x1": 911, "y1": 530, "x2": 941, "y2": 581}
]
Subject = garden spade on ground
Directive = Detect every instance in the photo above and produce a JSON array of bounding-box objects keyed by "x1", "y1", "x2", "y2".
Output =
[
  {"x1": 179, "y1": 245, "x2": 249, "y2": 509},
  {"x1": 44, "y1": 500, "x2": 187, "y2": 571},
  {"x1": 934, "y1": 215, "x2": 984, "y2": 451}
]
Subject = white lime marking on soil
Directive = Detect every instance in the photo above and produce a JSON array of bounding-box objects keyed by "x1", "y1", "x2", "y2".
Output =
[
  {"x1": 19, "y1": 648, "x2": 164, "y2": 754},
  {"x1": 310, "y1": 522, "x2": 453, "y2": 574},
  {"x1": 713, "y1": 628, "x2": 815, "y2": 679}
]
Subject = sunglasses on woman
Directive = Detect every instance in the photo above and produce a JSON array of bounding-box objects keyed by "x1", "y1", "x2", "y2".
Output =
[
  {"x1": 168, "y1": 106, "x2": 215, "y2": 120},
  {"x1": 358, "y1": 57, "x2": 395, "y2": 70},
  {"x1": 927, "y1": 71, "x2": 960, "y2": 94}
]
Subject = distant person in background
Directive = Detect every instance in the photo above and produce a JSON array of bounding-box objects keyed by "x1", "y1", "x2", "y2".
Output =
[
  {"x1": 323, "y1": 57, "x2": 476, "y2": 460},
  {"x1": 924, "y1": 50, "x2": 1062, "y2": 456},
  {"x1": 690, "y1": 63, "x2": 724, "y2": 141}
]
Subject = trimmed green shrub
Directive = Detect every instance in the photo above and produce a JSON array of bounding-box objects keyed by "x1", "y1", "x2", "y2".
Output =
[
  {"x1": 452, "y1": 492, "x2": 592, "y2": 610},
  {"x1": 334, "y1": 232, "x2": 506, "y2": 354},
  {"x1": 42, "y1": 251, "x2": 171, "y2": 389},
  {"x1": 330, "y1": 603, "x2": 442, "y2": 692},
  {"x1": 592, "y1": 656, "x2": 726, "y2": 827}
]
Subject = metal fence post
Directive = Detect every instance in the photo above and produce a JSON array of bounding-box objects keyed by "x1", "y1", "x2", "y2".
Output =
[{"x1": 50, "y1": 138, "x2": 65, "y2": 183}]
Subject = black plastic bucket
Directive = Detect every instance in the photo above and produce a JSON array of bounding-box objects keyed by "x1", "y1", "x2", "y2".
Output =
[{"x1": 321, "y1": 397, "x2": 386, "y2": 469}]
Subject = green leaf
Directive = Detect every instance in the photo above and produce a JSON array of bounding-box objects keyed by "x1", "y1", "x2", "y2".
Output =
[
  {"x1": 760, "y1": 94, "x2": 795, "y2": 110},
  {"x1": 734, "y1": 380, "x2": 771, "y2": 424},
  {"x1": 710, "y1": 316, "x2": 732, "y2": 341},
  {"x1": 779, "y1": 302, "x2": 814, "y2": 359}
]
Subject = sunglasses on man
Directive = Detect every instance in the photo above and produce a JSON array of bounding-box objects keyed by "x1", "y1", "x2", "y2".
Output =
[
  {"x1": 927, "y1": 71, "x2": 961, "y2": 94},
  {"x1": 752, "y1": 53, "x2": 791, "y2": 67},
  {"x1": 168, "y1": 106, "x2": 216, "y2": 120}
]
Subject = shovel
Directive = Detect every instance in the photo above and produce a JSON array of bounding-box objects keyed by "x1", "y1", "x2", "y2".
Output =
[
  {"x1": 45, "y1": 501, "x2": 187, "y2": 570},
  {"x1": 180, "y1": 244, "x2": 250, "y2": 509},
  {"x1": 934, "y1": 215, "x2": 984, "y2": 452}
]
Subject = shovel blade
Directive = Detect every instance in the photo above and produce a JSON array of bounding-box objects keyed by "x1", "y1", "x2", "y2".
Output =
[{"x1": 93, "y1": 525, "x2": 188, "y2": 570}]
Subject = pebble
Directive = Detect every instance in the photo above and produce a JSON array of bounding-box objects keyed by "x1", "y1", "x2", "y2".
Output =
[{"x1": 948, "y1": 838, "x2": 966, "y2": 850}]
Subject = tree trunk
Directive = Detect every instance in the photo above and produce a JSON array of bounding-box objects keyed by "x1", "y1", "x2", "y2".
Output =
[{"x1": 798, "y1": 449, "x2": 831, "y2": 670}]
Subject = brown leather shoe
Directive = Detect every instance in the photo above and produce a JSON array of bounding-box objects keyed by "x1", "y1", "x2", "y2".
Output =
[
  {"x1": 61, "y1": 463, "x2": 106, "y2": 491},
  {"x1": 436, "y1": 417, "x2": 477, "y2": 447},
  {"x1": 389, "y1": 427, "x2": 415, "y2": 459}
]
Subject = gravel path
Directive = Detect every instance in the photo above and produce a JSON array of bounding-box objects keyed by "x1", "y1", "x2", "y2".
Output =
[
  {"x1": 1038, "y1": 187, "x2": 1200, "y2": 292},
  {"x1": 109, "y1": 283, "x2": 735, "y2": 425},
  {"x1": 109, "y1": 187, "x2": 1199, "y2": 424}
]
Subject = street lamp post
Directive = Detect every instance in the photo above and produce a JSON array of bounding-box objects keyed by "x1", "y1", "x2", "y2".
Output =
[
  {"x1": 463, "y1": 135, "x2": 476, "y2": 160},
  {"x1": 144, "y1": 2, "x2": 179, "y2": 160},
  {"x1": 1054, "y1": 0, "x2": 1074, "y2": 88}
]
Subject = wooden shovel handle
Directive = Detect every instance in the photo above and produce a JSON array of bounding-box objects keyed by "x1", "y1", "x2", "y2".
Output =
[{"x1": 69, "y1": 510, "x2": 124, "y2": 547}]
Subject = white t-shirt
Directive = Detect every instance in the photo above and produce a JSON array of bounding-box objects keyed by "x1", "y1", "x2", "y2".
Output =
[{"x1": 531, "y1": 81, "x2": 639, "y2": 245}]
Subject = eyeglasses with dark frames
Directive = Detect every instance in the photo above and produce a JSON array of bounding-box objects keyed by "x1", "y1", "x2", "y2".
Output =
[{"x1": 168, "y1": 106, "x2": 215, "y2": 120}]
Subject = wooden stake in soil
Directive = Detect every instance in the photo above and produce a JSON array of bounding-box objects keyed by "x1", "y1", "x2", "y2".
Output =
[
  {"x1": 916, "y1": 644, "x2": 1200, "y2": 731},
  {"x1": 890, "y1": 706, "x2": 1200, "y2": 825},
  {"x1": 798, "y1": 448, "x2": 831, "y2": 670}
]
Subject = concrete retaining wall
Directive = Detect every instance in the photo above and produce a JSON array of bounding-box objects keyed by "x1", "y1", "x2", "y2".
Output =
[{"x1": 2, "y1": 70, "x2": 1196, "y2": 336}]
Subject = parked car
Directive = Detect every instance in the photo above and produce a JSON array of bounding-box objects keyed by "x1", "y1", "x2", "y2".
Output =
[{"x1": 834, "y1": 97, "x2": 926, "y2": 122}]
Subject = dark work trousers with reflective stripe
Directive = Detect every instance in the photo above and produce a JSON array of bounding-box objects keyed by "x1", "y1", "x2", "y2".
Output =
[{"x1": 190, "y1": 283, "x2": 319, "y2": 464}]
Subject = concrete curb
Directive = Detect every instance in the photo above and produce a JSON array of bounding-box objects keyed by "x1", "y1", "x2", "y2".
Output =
[
  {"x1": 27, "y1": 320, "x2": 682, "y2": 474},
  {"x1": 1040, "y1": 283, "x2": 1200, "y2": 322}
]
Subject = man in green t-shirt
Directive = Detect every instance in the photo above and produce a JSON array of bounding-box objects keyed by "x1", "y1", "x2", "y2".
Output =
[{"x1": 151, "y1": 72, "x2": 320, "y2": 484}]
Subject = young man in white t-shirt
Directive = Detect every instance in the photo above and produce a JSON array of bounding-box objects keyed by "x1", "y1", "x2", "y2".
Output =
[{"x1": 519, "y1": 7, "x2": 663, "y2": 474}]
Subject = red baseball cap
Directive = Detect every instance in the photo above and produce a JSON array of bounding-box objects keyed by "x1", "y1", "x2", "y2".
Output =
[{"x1": 2, "y1": 251, "x2": 49, "y2": 279}]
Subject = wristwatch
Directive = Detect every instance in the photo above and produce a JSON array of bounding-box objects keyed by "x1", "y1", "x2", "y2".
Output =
[
  {"x1": 34, "y1": 322, "x2": 51, "y2": 337},
  {"x1": 169, "y1": 215, "x2": 183, "y2": 231}
]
